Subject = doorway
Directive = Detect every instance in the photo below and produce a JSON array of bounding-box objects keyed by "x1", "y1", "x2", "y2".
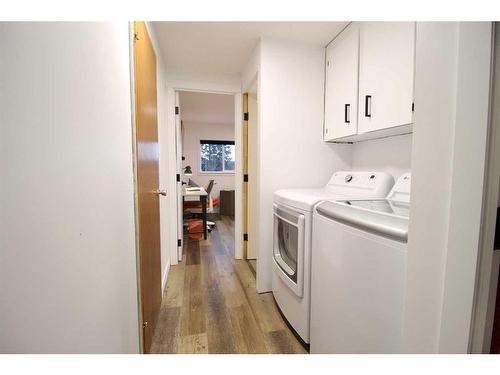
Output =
[{"x1": 177, "y1": 91, "x2": 237, "y2": 249}]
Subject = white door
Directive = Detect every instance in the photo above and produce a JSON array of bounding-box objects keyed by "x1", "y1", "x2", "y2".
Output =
[
  {"x1": 175, "y1": 92, "x2": 183, "y2": 261},
  {"x1": 247, "y1": 90, "x2": 259, "y2": 259},
  {"x1": 324, "y1": 25, "x2": 359, "y2": 141},
  {"x1": 357, "y1": 22, "x2": 415, "y2": 134}
]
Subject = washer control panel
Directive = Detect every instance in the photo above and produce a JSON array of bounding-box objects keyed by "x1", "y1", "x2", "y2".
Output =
[{"x1": 326, "y1": 171, "x2": 395, "y2": 198}]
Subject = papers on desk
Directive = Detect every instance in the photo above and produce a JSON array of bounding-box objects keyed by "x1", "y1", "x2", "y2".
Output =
[{"x1": 183, "y1": 187, "x2": 207, "y2": 199}]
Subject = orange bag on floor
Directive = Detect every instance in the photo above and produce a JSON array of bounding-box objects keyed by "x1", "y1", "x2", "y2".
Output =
[{"x1": 186, "y1": 218, "x2": 203, "y2": 240}]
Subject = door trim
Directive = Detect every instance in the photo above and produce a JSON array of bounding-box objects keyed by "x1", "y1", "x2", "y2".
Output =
[
  {"x1": 243, "y1": 93, "x2": 249, "y2": 259},
  {"x1": 128, "y1": 21, "x2": 143, "y2": 354},
  {"x1": 470, "y1": 22, "x2": 500, "y2": 353},
  {"x1": 166, "y1": 82, "x2": 243, "y2": 263}
]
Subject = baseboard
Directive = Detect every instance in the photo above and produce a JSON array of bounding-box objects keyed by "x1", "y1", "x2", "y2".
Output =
[{"x1": 161, "y1": 261, "x2": 170, "y2": 295}]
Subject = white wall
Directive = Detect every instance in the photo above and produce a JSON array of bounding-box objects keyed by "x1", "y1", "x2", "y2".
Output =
[
  {"x1": 182, "y1": 121, "x2": 236, "y2": 203},
  {"x1": 401, "y1": 23, "x2": 459, "y2": 353},
  {"x1": 256, "y1": 37, "x2": 352, "y2": 292},
  {"x1": 0, "y1": 23, "x2": 139, "y2": 353},
  {"x1": 145, "y1": 23, "x2": 171, "y2": 292},
  {"x1": 166, "y1": 71, "x2": 242, "y2": 94},
  {"x1": 242, "y1": 43, "x2": 261, "y2": 93},
  {"x1": 438, "y1": 22, "x2": 493, "y2": 353},
  {"x1": 351, "y1": 134, "x2": 412, "y2": 180},
  {"x1": 402, "y1": 22, "x2": 493, "y2": 353}
]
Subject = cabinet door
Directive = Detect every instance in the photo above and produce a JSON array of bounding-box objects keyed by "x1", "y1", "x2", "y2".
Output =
[
  {"x1": 324, "y1": 25, "x2": 359, "y2": 141},
  {"x1": 358, "y1": 22, "x2": 415, "y2": 134}
]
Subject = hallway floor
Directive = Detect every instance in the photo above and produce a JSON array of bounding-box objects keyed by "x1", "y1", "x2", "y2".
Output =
[{"x1": 150, "y1": 216, "x2": 307, "y2": 354}]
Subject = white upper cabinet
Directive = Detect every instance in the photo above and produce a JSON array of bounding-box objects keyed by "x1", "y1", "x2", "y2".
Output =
[
  {"x1": 324, "y1": 22, "x2": 415, "y2": 142},
  {"x1": 324, "y1": 25, "x2": 359, "y2": 141},
  {"x1": 357, "y1": 22, "x2": 415, "y2": 135}
]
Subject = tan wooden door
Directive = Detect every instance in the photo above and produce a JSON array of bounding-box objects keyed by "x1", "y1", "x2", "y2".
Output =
[{"x1": 133, "y1": 21, "x2": 162, "y2": 353}]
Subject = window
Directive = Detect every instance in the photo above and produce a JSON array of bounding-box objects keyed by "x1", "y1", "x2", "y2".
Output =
[{"x1": 200, "y1": 140, "x2": 235, "y2": 173}]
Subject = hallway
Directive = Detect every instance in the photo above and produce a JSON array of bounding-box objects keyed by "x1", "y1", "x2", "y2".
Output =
[{"x1": 150, "y1": 217, "x2": 307, "y2": 354}]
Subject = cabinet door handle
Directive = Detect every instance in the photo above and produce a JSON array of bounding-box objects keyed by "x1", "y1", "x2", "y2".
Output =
[
  {"x1": 344, "y1": 104, "x2": 350, "y2": 124},
  {"x1": 365, "y1": 95, "x2": 372, "y2": 118}
]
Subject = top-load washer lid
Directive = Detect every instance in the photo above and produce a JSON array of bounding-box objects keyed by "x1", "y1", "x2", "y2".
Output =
[
  {"x1": 316, "y1": 199, "x2": 410, "y2": 243},
  {"x1": 273, "y1": 171, "x2": 395, "y2": 212},
  {"x1": 340, "y1": 199, "x2": 410, "y2": 218},
  {"x1": 315, "y1": 173, "x2": 412, "y2": 242}
]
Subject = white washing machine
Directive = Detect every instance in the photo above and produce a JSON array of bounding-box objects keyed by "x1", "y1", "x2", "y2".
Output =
[
  {"x1": 272, "y1": 171, "x2": 394, "y2": 344},
  {"x1": 310, "y1": 173, "x2": 411, "y2": 353}
]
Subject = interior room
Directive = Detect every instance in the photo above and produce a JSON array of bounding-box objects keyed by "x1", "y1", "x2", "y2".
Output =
[
  {"x1": 179, "y1": 91, "x2": 236, "y2": 240},
  {"x1": 1, "y1": 15, "x2": 500, "y2": 364}
]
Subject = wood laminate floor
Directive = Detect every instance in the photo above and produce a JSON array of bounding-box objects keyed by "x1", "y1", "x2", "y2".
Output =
[{"x1": 150, "y1": 216, "x2": 307, "y2": 354}]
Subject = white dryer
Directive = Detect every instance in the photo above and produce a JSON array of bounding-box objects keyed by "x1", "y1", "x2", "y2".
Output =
[
  {"x1": 310, "y1": 173, "x2": 411, "y2": 353},
  {"x1": 272, "y1": 171, "x2": 394, "y2": 344}
]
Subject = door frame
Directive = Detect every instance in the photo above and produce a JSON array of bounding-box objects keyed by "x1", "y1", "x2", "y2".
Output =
[
  {"x1": 242, "y1": 92, "x2": 249, "y2": 259},
  {"x1": 175, "y1": 91, "x2": 183, "y2": 261},
  {"x1": 470, "y1": 22, "x2": 500, "y2": 353},
  {"x1": 165, "y1": 80, "x2": 243, "y2": 264},
  {"x1": 240, "y1": 74, "x2": 261, "y2": 288}
]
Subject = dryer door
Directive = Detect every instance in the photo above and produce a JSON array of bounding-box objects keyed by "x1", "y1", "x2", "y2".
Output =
[{"x1": 273, "y1": 203, "x2": 305, "y2": 297}]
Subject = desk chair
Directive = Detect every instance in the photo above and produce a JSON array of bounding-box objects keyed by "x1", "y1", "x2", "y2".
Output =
[{"x1": 184, "y1": 180, "x2": 220, "y2": 230}]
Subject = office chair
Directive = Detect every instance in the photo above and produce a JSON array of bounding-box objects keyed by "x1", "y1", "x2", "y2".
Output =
[{"x1": 184, "y1": 180, "x2": 219, "y2": 231}]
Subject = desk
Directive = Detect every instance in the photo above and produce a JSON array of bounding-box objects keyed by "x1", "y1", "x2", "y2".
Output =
[{"x1": 183, "y1": 187, "x2": 208, "y2": 240}]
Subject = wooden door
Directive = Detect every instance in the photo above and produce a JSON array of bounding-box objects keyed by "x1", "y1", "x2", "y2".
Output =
[
  {"x1": 133, "y1": 21, "x2": 162, "y2": 353},
  {"x1": 357, "y1": 22, "x2": 415, "y2": 134},
  {"x1": 242, "y1": 93, "x2": 249, "y2": 258},
  {"x1": 324, "y1": 24, "x2": 359, "y2": 141}
]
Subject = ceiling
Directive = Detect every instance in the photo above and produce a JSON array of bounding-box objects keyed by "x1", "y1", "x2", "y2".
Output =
[
  {"x1": 152, "y1": 22, "x2": 348, "y2": 76},
  {"x1": 179, "y1": 91, "x2": 234, "y2": 125}
]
